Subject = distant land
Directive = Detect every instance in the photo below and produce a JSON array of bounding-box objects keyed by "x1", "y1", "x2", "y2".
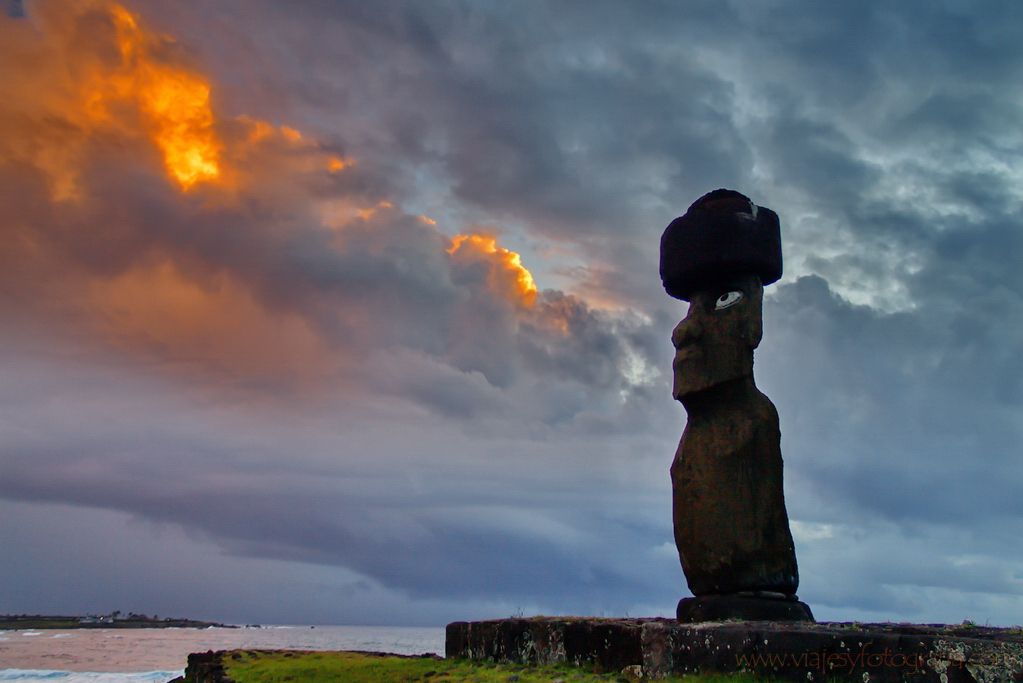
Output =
[{"x1": 0, "y1": 612, "x2": 233, "y2": 629}]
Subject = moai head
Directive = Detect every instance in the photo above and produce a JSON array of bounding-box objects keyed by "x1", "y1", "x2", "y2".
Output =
[
  {"x1": 670, "y1": 273, "x2": 763, "y2": 400},
  {"x1": 660, "y1": 189, "x2": 782, "y2": 402}
]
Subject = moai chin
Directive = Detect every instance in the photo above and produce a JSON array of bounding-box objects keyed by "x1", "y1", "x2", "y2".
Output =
[{"x1": 660, "y1": 189, "x2": 814, "y2": 622}]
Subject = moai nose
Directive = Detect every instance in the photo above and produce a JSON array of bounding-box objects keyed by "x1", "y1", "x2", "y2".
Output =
[{"x1": 672, "y1": 316, "x2": 703, "y2": 349}]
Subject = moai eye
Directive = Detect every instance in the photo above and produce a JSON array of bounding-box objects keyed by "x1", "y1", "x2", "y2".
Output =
[{"x1": 714, "y1": 290, "x2": 743, "y2": 310}]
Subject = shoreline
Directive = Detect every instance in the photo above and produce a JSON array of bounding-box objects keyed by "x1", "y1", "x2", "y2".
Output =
[
  {"x1": 0, "y1": 624, "x2": 445, "y2": 674},
  {"x1": 0, "y1": 615, "x2": 234, "y2": 630}
]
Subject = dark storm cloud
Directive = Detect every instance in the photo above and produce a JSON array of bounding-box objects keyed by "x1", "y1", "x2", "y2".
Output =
[
  {"x1": 179, "y1": 0, "x2": 1023, "y2": 313},
  {"x1": 3, "y1": 0, "x2": 1023, "y2": 626},
  {"x1": 762, "y1": 276, "x2": 1023, "y2": 521}
]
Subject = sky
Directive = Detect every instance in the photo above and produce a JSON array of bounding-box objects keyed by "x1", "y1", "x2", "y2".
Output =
[{"x1": 1, "y1": 0, "x2": 1022, "y2": 628}]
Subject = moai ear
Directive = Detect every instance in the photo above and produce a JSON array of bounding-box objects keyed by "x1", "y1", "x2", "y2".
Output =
[
  {"x1": 746, "y1": 278, "x2": 764, "y2": 350},
  {"x1": 749, "y1": 314, "x2": 763, "y2": 350}
]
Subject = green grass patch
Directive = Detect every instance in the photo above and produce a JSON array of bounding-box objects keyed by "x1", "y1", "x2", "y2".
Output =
[{"x1": 222, "y1": 650, "x2": 763, "y2": 682}]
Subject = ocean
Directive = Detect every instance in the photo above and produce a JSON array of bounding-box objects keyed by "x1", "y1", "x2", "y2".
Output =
[{"x1": 0, "y1": 625, "x2": 446, "y2": 683}]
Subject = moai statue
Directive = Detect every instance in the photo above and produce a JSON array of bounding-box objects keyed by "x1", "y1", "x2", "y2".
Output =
[{"x1": 660, "y1": 189, "x2": 814, "y2": 622}]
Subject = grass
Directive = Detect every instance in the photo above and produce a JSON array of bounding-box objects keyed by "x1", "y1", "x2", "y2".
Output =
[{"x1": 222, "y1": 650, "x2": 763, "y2": 683}]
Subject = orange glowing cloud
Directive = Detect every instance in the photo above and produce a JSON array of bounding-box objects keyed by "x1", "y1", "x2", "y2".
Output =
[
  {"x1": 357, "y1": 200, "x2": 394, "y2": 220},
  {"x1": 447, "y1": 233, "x2": 538, "y2": 307},
  {"x1": 89, "y1": 260, "x2": 335, "y2": 389},
  {"x1": 87, "y1": 4, "x2": 222, "y2": 190},
  {"x1": 280, "y1": 126, "x2": 303, "y2": 142},
  {"x1": 1, "y1": 1, "x2": 568, "y2": 399},
  {"x1": 33, "y1": 2, "x2": 356, "y2": 196},
  {"x1": 327, "y1": 156, "x2": 355, "y2": 173}
]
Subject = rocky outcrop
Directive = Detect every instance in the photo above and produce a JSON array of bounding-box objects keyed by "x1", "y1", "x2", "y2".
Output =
[{"x1": 173, "y1": 650, "x2": 233, "y2": 683}]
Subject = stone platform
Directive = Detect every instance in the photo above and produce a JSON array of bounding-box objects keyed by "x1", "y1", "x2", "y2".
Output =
[{"x1": 445, "y1": 617, "x2": 1023, "y2": 681}]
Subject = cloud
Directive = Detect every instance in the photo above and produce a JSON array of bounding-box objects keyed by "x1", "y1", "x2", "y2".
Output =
[
  {"x1": 0, "y1": 0, "x2": 657, "y2": 406},
  {"x1": 0, "y1": 0, "x2": 670, "y2": 619}
]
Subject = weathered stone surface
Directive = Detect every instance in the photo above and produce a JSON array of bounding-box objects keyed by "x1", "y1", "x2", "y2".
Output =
[
  {"x1": 179, "y1": 650, "x2": 233, "y2": 683},
  {"x1": 661, "y1": 189, "x2": 803, "y2": 619},
  {"x1": 447, "y1": 618, "x2": 1023, "y2": 682},
  {"x1": 446, "y1": 617, "x2": 648, "y2": 672},
  {"x1": 668, "y1": 274, "x2": 799, "y2": 599},
  {"x1": 677, "y1": 595, "x2": 813, "y2": 623}
]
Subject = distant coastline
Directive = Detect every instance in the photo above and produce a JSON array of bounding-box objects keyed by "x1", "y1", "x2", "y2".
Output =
[{"x1": 0, "y1": 612, "x2": 234, "y2": 630}]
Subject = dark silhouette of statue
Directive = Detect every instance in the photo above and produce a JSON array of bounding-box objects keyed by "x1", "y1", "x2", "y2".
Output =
[{"x1": 660, "y1": 189, "x2": 813, "y2": 622}]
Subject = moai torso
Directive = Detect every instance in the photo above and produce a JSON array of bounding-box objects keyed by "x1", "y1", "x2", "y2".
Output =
[{"x1": 671, "y1": 380, "x2": 797, "y2": 595}]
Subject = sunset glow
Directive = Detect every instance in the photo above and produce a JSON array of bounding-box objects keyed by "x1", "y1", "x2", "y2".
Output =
[
  {"x1": 355, "y1": 200, "x2": 394, "y2": 220},
  {"x1": 89, "y1": 260, "x2": 332, "y2": 387},
  {"x1": 327, "y1": 156, "x2": 354, "y2": 172},
  {"x1": 281, "y1": 126, "x2": 303, "y2": 142},
  {"x1": 104, "y1": 4, "x2": 221, "y2": 190},
  {"x1": 447, "y1": 233, "x2": 538, "y2": 306}
]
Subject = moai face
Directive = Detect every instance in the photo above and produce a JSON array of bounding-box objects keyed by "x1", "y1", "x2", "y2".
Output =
[{"x1": 671, "y1": 273, "x2": 764, "y2": 401}]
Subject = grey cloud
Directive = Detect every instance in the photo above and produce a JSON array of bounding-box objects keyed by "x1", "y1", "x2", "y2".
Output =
[
  {"x1": 761, "y1": 276, "x2": 1023, "y2": 525},
  {"x1": 0, "y1": 357, "x2": 677, "y2": 614}
]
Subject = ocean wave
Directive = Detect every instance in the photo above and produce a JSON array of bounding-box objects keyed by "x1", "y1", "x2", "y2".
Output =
[
  {"x1": 19, "y1": 632, "x2": 43, "y2": 637},
  {"x1": 0, "y1": 670, "x2": 181, "y2": 683}
]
